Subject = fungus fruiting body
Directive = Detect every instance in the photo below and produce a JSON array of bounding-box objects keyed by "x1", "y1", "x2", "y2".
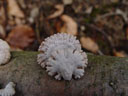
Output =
[
  {"x1": 0, "y1": 82, "x2": 16, "y2": 96},
  {"x1": 0, "y1": 39, "x2": 11, "y2": 65},
  {"x1": 37, "y1": 33, "x2": 88, "y2": 80}
]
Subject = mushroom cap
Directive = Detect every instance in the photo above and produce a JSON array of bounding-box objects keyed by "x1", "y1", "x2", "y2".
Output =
[
  {"x1": 0, "y1": 50, "x2": 11, "y2": 65},
  {"x1": 0, "y1": 39, "x2": 11, "y2": 65},
  {"x1": 38, "y1": 33, "x2": 81, "y2": 58},
  {"x1": 0, "y1": 39, "x2": 10, "y2": 50}
]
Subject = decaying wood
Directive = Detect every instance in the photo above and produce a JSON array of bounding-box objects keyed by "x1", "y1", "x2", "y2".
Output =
[{"x1": 0, "y1": 51, "x2": 127, "y2": 96}]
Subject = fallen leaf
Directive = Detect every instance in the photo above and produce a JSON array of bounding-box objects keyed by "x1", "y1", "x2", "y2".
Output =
[
  {"x1": 17, "y1": 0, "x2": 26, "y2": 9},
  {"x1": 63, "y1": 0, "x2": 73, "y2": 5},
  {"x1": 55, "y1": 20, "x2": 63, "y2": 33},
  {"x1": 60, "y1": 15, "x2": 78, "y2": 36},
  {"x1": 0, "y1": 6, "x2": 6, "y2": 25},
  {"x1": 7, "y1": 0, "x2": 25, "y2": 25},
  {"x1": 80, "y1": 37, "x2": 99, "y2": 53},
  {"x1": 7, "y1": 0, "x2": 25, "y2": 18},
  {"x1": 113, "y1": 50, "x2": 126, "y2": 57},
  {"x1": 59, "y1": 24, "x2": 67, "y2": 34},
  {"x1": 0, "y1": 25, "x2": 6, "y2": 38},
  {"x1": 6, "y1": 25, "x2": 35, "y2": 49},
  {"x1": 47, "y1": 4, "x2": 64, "y2": 19}
]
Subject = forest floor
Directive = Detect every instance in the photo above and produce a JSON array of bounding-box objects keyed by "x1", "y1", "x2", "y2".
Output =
[{"x1": 0, "y1": 0, "x2": 128, "y2": 57}]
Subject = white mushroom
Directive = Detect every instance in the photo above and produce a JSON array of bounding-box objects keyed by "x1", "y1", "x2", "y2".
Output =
[
  {"x1": 37, "y1": 33, "x2": 88, "y2": 80},
  {"x1": 0, "y1": 82, "x2": 16, "y2": 96},
  {"x1": 0, "y1": 39, "x2": 11, "y2": 65}
]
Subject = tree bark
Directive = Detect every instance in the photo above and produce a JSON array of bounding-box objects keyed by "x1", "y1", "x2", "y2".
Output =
[{"x1": 0, "y1": 51, "x2": 127, "y2": 96}]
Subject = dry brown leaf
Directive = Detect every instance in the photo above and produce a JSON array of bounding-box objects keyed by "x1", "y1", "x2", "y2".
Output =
[
  {"x1": 0, "y1": 25, "x2": 6, "y2": 38},
  {"x1": 47, "y1": 4, "x2": 64, "y2": 19},
  {"x1": 17, "y1": 0, "x2": 26, "y2": 9},
  {"x1": 55, "y1": 20, "x2": 62, "y2": 32},
  {"x1": 80, "y1": 37, "x2": 99, "y2": 53},
  {"x1": 0, "y1": 6, "x2": 6, "y2": 25},
  {"x1": 63, "y1": 0, "x2": 73, "y2": 5},
  {"x1": 60, "y1": 24, "x2": 67, "y2": 33},
  {"x1": 7, "y1": 0, "x2": 25, "y2": 18},
  {"x1": 6, "y1": 25, "x2": 35, "y2": 49},
  {"x1": 113, "y1": 50, "x2": 126, "y2": 57},
  {"x1": 7, "y1": 0, "x2": 25, "y2": 25},
  {"x1": 60, "y1": 15, "x2": 78, "y2": 36}
]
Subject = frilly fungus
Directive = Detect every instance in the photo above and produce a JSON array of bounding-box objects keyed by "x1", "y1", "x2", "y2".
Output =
[{"x1": 37, "y1": 33, "x2": 88, "y2": 80}]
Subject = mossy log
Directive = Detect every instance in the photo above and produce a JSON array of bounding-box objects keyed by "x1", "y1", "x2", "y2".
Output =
[{"x1": 0, "y1": 51, "x2": 128, "y2": 96}]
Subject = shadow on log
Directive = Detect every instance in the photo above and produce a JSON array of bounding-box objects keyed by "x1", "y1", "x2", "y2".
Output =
[{"x1": 0, "y1": 51, "x2": 128, "y2": 96}]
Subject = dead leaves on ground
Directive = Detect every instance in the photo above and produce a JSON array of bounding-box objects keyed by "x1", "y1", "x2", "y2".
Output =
[
  {"x1": 80, "y1": 37, "x2": 99, "y2": 53},
  {"x1": 47, "y1": 4, "x2": 64, "y2": 19},
  {"x1": 0, "y1": 7, "x2": 6, "y2": 38},
  {"x1": 0, "y1": 1, "x2": 127, "y2": 57},
  {"x1": 6, "y1": 25, "x2": 35, "y2": 49},
  {"x1": 47, "y1": 5, "x2": 99, "y2": 53},
  {"x1": 55, "y1": 15, "x2": 78, "y2": 36},
  {"x1": 7, "y1": 0, "x2": 25, "y2": 25},
  {"x1": 0, "y1": 6, "x2": 6, "y2": 25},
  {"x1": 0, "y1": 25, "x2": 6, "y2": 38},
  {"x1": 8, "y1": 0, "x2": 24, "y2": 18},
  {"x1": 59, "y1": 15, "x2": 78, "y2": 36},
  {"x1": 113, "y1": 50, "x2": 126, "y2": 57},
  {"x1": 47, "y1": 4, "x2": 78, "y2": 36},
  {"x1": 62, "y1": 0, "x2": 73, "y2": 5}
]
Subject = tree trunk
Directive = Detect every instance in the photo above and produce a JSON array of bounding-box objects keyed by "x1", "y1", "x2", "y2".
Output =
[{"x1": 0, "y1": 51, "x2": 127, "y2": 96}]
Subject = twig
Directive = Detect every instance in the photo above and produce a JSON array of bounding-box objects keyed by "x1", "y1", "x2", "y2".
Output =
[
  {"x1": 85, "y1": 24, "x2": 114, "y2": 49},
  {"x1": 122, "y1": 0, "x2": 128, "y2": 6},
  {"x1": 98, "y1": 50, "x2": 104, "y2": 55},
  {"x1": 2, "y1": 0, "x2": 8, "y2": 27},
  {"x1": 95, "y1": 9, "x2": 128, "y2": 23}
]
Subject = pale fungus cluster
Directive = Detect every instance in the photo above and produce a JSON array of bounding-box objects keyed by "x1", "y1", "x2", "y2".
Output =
[
  {"x1": 0, "y1": 40, "x2": 15, "y2": 96},
  {"x1": 0, "y1": 39, "x2": 11, "y2": 65},
  {"x1": 0, "y1": 82, "x2": 16, "y2": 96},
  {"x1": 37, "y1": 33, "x2": 88, "y2": 80}
]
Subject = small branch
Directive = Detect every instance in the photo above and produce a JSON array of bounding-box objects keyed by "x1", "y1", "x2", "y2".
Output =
[
  {"x1": 85, "y1": 24, "x2": 114, "y2": 49},
  {"x1": 2, "y1": 0, "x2": 8, "y2": 27},
  {"x1": 0, "y1": 51, "x2": 127, "y2": 96},
  {"x1": 95, "y1": 9, "x2": 128, "y2": 23}
]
